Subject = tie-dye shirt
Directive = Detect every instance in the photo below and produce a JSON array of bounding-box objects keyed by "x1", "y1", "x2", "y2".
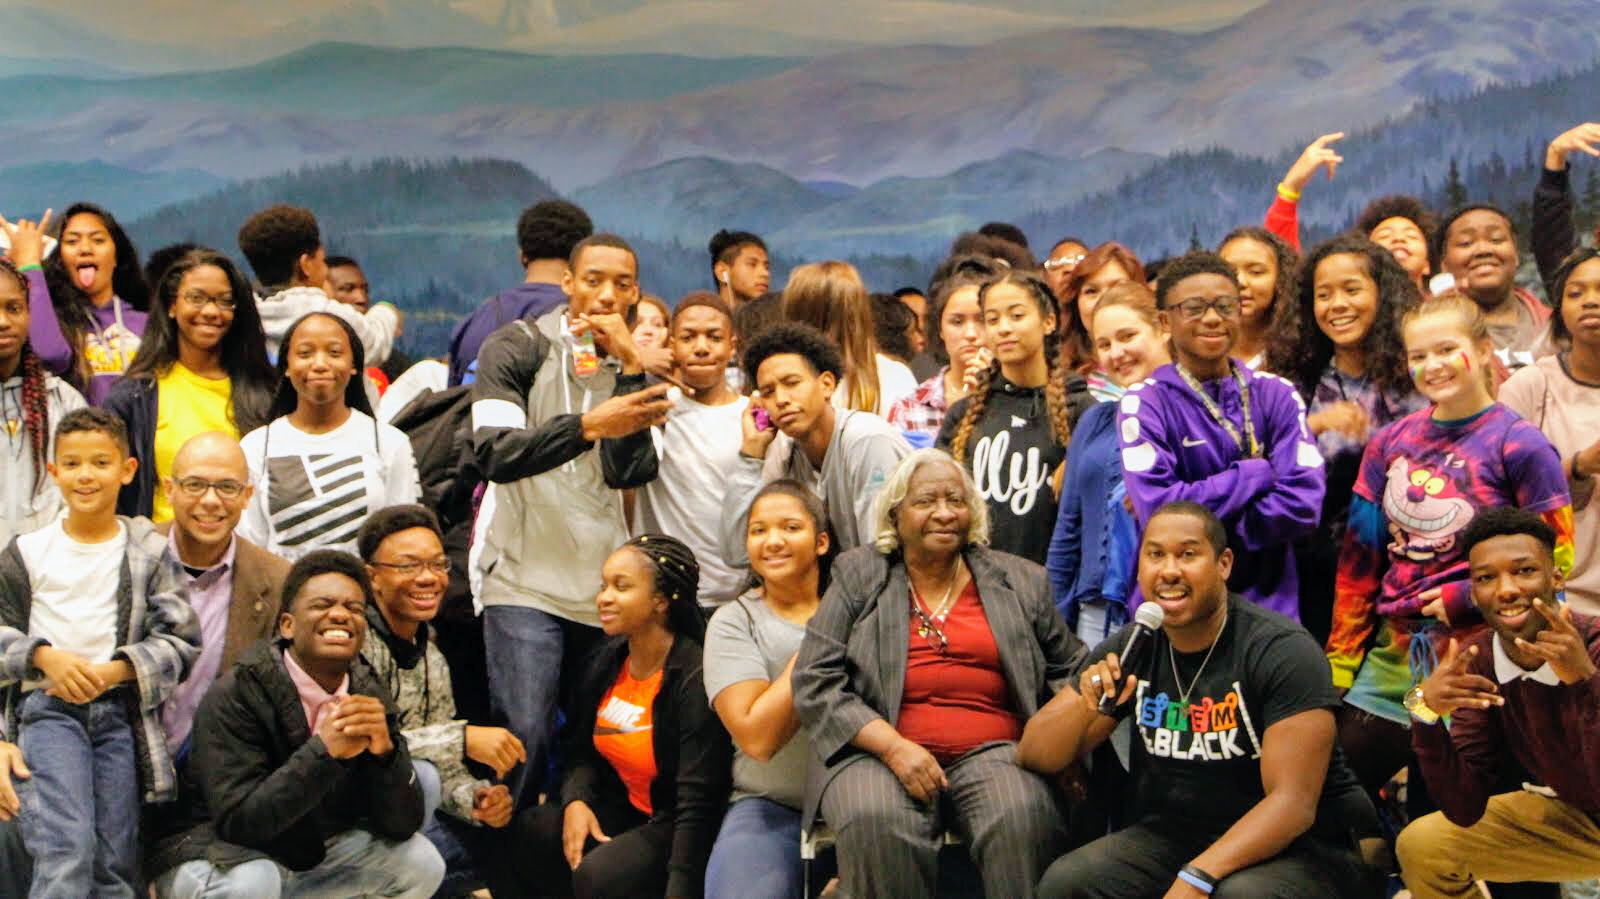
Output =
[{"x1": 1326, "y1": 403, "x2": 1574, "y2": 689}]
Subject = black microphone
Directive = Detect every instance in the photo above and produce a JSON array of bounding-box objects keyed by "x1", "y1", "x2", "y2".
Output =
[{"x1": 1098, "y1": 602, "x2": 1165, "y2": 715}]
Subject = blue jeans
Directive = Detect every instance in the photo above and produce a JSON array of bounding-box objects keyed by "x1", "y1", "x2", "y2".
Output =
[
  {"x1": 414, "y1": 760, "x2": 441, "y2": 832},
  {"x1": 482, "y1": 605, "x2": 601, "y2": 807},
  {"x1": 705, "y1": 797, "x2": 804, "y2": 899},
  {"x1": 0, "y1": 815, "x2": 31, "y2": 896},
  {"x1": 16, "y1": 690, "x2": 139, "y2": 899},
  {"x1": 154, "y1": 829, "x2": 445, "y2": 898}
]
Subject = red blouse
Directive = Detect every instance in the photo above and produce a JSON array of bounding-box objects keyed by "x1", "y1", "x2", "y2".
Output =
[{"x1": 897, "y1": 580, "x2": 1021, "y2": 763}]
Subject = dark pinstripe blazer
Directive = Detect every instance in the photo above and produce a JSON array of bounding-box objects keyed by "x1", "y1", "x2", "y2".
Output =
[{"x1": 793, "y1": 543, "x2": 1086, "y2": 827}]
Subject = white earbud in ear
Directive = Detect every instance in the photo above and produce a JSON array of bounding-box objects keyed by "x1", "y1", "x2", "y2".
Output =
[{"x1": 720, "y1": 272, "x2": 730, "y2": 285}]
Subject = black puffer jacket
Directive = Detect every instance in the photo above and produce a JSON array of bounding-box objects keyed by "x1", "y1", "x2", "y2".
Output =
[{"x1": 153, "y1": 640, "x2": 423, "y2": 874}]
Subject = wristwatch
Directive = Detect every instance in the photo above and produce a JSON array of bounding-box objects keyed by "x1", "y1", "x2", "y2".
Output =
[{"x1": 1403, "y1": 684, "x2": 1441, "y2": 725}]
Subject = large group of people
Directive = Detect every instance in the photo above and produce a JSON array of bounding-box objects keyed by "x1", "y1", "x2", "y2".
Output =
[{"x1": 0, "y1": 120, "x2": 1597, "y2": 899}]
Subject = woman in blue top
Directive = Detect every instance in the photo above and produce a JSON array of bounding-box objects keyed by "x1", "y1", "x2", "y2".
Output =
[{"x1": 1046, "y1": 282, "x2": 1169, "y2": 643}]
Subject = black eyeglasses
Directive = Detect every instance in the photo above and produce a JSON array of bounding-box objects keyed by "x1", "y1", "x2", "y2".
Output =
[
  {"x1": 173, "y1": 477, "x2": 247, "y2": 499},
  {"x1": 370, "y1": 558, "x2": 452, "y2": 576},
  {"x1": 1164, "y1": 297, "x2": 1240, "y2": 321},
  {"x1": 178, "y1": 290, "x2": 237, "y2": 311}
]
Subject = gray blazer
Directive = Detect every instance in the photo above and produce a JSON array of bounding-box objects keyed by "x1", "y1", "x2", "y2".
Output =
[{"x1": 792, "y1": 543, "x2": 1086, "y2": 827}]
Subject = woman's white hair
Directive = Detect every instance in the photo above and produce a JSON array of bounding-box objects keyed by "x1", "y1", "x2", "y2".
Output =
[{"x1": 871, "y1": 448, "x2": 990, "y2": 554}]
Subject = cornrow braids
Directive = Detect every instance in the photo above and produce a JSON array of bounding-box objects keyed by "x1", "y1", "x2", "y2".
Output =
[
  {"x1": 19, "y1": 348, "x2": 48, "y2": 496},
  {"x1": 623, "y1": 533, "x2": 705, "y2": 641}
]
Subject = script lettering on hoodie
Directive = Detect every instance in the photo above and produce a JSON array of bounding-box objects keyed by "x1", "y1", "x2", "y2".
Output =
[{"x1": 972, "y1": 430, "x2": 1051, "y2": 516}]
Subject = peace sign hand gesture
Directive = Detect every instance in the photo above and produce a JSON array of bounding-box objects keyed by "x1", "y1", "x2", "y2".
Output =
[
  {"x1": 0, "y1": 209, "x2": 52, "y2": 269},
  {"x1": 1418, "y1": 638, "x2": 1502, "y2": 718},
  {"x1": 1514, "y1": 599, "x2": 1598, "y2": 685}
]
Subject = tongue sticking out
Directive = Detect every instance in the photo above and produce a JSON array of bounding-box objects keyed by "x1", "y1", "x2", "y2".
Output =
[{"x1": 76, "y1": 265, "x2": 98, "y2": 290}]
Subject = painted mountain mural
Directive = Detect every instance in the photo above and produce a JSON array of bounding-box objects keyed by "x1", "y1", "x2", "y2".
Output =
[{"x1": 1, "y1": 0, "x2": 1597, "y2": 356}]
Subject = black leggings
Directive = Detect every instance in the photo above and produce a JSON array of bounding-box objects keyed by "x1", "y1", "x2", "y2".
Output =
[{"x1": 525, "y1": 794, "x2": 674, "y2": 899}]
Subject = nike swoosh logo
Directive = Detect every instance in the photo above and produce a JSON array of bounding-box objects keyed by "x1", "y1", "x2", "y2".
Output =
[{"x1": 1182, "y1": 437, "x2": 1206, "y2": 447}]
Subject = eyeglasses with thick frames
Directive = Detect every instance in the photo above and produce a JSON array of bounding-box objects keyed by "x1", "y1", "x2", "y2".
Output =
[
  {"x1": 173, "y1": 477, "x2": 247, "y2": 499},
  {"x1": 370, "y1": 558, "x2": 453, "y2": 576},
  {"x1": 178, "y1": 290, "x2": 237, "y2": 311},
  {"x1": 1164, "y1": 297, "x2": 1241, "y2": 321}
]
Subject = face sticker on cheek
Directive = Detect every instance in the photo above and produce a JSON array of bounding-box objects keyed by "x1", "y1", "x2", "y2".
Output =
[
  {"x1": 1410, "y1": 363, "x2": 1426, "y2": 383},
  {"x1": 1458, "y1": 352, "x2": 1471, "y2": 372}
]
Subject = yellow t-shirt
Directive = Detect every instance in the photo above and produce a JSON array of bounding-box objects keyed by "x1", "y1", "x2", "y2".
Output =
[{"x1": 152, "y1": 364, "x2": 237, "y2": 522}]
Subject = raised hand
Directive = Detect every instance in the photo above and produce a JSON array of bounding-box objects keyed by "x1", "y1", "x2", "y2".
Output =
[
  {"x1": 1078, "y1": 651, "x2": 1137, "y2": 715},
  {"x1": 576, "y1": 312, "x2": 641, "y2": 373},
  {"x1": 562, "y1": 800, "x2": 610, "y2": 870},
  {"x1": 465, "y1": 725, "x2": 527, "y2": 780},
  {"x1": 0, "y1": 209, "x2": 52, "y2": 269},
  {"x1": 1419, "y1": 638, "x2": 1501, "y2": 717},
  {"x1": 739, "y1": 399, "x2": 777, "y2": 460},
  {"x1": 880, "y1": 736, "x2": 947, "y2": 803},
  {"x1": 1281, "y1": 132, "x2": 1346, "y2": 194},
  {"x1": 579, "y1": 382, "x2": 675, "y2": 441},
  {"x1": 1546, "y1": 122, "x2": 1600, "y2": 171},
  {"x1": 1515, "y1": 599, "x2": 1599, "y2": 685}
]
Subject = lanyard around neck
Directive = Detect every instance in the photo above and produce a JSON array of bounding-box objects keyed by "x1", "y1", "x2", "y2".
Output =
[{"x1": 1175, "y1": 361, "x2": 1259, "y2": 458}]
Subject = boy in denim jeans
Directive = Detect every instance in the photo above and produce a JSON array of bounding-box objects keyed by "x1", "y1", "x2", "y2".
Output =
[{"x1": 0, "y1": 407, "x2": 201, "y2": 897}]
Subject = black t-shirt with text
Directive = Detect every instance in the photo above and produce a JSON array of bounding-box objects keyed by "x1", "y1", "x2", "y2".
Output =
[{"x1": 1087, "y1": 594, "x2": 1371, "y2": 839}]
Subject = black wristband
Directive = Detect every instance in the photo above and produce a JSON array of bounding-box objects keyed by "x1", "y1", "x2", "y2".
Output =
[{"x1": 1180, "y1": 863, "x2": 1219, "y2": 890}]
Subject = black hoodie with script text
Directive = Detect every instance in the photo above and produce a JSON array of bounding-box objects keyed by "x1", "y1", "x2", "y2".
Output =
[{"x1": 939, "y1": 375, "x2": 1089, "y2": 563}]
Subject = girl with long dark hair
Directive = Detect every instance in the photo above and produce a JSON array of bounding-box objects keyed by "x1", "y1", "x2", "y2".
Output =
[
  {"x1": 38, "y1": 202, "x2": 150, "y2": 404},
  {"x1": 1263, "y1": 236, "x2": 1425, "y2": 644},
  {"x1": 237, "y1": 312, "x2": 419, "y2": 560},
  {"x1": 938, "y1": 269, "x2": 1090, "y2": 562},
  {"x1": 1218, "y1": 225, "x2": 1298, "y2": 369},
  {"x1": 105, "y1": 249, "x2": 277, "y2": 520}
]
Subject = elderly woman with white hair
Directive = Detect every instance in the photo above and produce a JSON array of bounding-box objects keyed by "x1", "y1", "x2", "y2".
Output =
[{"x1": 792, "y1": 448, "x2": 1086, "y2": 898}]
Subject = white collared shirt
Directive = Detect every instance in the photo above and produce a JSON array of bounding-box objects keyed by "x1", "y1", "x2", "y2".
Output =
[{"x1": 1492, "y1": 633, "x2": 1563, "y2": 686}]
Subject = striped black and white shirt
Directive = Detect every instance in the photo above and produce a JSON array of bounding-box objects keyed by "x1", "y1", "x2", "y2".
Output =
[{"x1": 238, "y1": 410, "x2": 420, "y2": 561}]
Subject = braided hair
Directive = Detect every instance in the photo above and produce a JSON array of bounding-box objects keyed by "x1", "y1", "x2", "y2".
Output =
[
  {"x1": 0, "y1": 259, "x2": 51, "y2": 497},
  {"x1": 621, "y1": 533, "x2": 704, "y2": 642},
  {"x1": 950, "y1": 269, "x2": 1074, "y2": 463}
]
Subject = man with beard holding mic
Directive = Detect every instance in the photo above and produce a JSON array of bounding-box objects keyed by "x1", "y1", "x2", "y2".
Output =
[{"x1": 1019, "y1": 501, "x2": 1377, "y2": 898}]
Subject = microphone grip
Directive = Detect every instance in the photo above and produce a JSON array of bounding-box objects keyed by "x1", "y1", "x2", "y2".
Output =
[{"x1": 1096, "y1": 624, "x2": 1152, "y2": 715}]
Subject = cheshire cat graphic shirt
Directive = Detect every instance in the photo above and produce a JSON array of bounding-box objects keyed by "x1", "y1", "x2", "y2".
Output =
[{"x1": 1092, "y1": 595, "x2": 1368, "y2": 838}]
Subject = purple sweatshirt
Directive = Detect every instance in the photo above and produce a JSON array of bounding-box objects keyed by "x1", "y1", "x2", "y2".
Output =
[
  {"x1": 25, "y1": 267, "x2": 147, "y2": 405},
  {"x1": 1116, "y1": 362, "x2": 1326, "y2": 620}
]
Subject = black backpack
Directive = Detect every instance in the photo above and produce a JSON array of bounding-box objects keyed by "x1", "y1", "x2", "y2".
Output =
[{"x1": 390, "y1": 384, "x2": 478, "y2": 533}]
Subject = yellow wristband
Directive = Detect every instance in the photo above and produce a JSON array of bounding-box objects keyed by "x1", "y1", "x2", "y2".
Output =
[{"x1": 1277, "y1": 183, "x2": 1301, "y2": 203}]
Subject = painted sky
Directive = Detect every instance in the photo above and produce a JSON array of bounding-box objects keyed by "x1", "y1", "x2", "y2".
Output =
[{"x1": 0, "y1": 0, "x2": 1267, "y2": 69}]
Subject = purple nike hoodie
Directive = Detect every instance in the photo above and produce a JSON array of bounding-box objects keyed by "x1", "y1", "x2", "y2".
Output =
[{"x1": 1116, "y1": 362, "x2": 1326, "y2": 621}]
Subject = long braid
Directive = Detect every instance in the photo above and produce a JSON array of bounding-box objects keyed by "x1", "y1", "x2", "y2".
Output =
[
  {"x1": 0, "y1": 258, "x2": 49, "y2": 496},
  {"x1": 19, "y1": 348, "x2": 48, "y2": 496},
  {"x1": 949, "y1": 359, "x2": 997, "y2": 463},
  {"x1": 1043, "y1": 339, "x2": 1073, "y2": 451}
]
